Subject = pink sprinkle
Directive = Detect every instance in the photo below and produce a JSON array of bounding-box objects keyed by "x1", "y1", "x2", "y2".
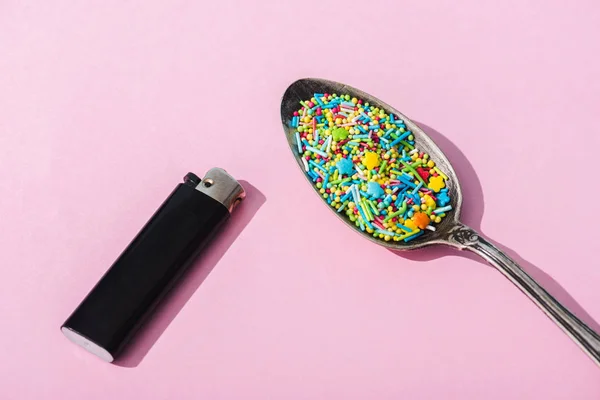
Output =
[
  {"x1": 373, "y1": 220, "x2": 385, "y2": 230},
  {"x1": 293, "y1": 111, "x2": 299, "y2": 116},
  {"x1": 324, "y1": 93, "x2": 329, "y2": 97},
  {"x1": 316, "y1": 178, "x2": 322, "y2": 182},
  {"x1": 316, "y1": 108, "x2": 322, "y2": 116},
  {"x1": 307, "y1": 101, "x2": 314, "y2": 108},
  {"x1": 319, "y1": 139, "x2": 325, "y2": 144},
  {"x1": 325, "y1": 189, "x2": 331, "y2": 193},
  {"x1": 358, "y1": 99, "x2": 363, "y2": 104}
]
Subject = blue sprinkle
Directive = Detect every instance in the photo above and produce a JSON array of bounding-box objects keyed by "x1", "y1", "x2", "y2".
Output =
[
  {"x1": 404, "y1": 231, "x2": 424, "y2": 242},
  {"x1": 341, "y1": 191, "x2": 353, "y2": 202},
  {"x1": 396, "y1": 224, "x2": 412, "y2": 233},
  {"x1": 367, "y1": 182, "x2": 385, "y2": 199},
  {"x1": 437, "y1": 191, "x2": 451, "y2": 207},
  {"x1": 336, "y1": 158, "x2": 354, "y2": 176},
  {"x1": 309, "y1": 160, "x2": 327, "y2": 173},
  {"x1": 412, "y1": 181, "x2": 423, "y2": 194},
  {"x1": 306, "y1": 146, "x2": 328, "y2": 157},
  {"x1": 398, "y1": 177, "x2": 416, "y2": 188},
  {"x1": 389, "y1": 131, "x2": 411, "y2": 147},
  {"x1": 295, "y1": 132, "x2": 302, "y2": 154},
  {"x1": 395, "y1": 194, "x2": 405, "y2": 207},
  {"x1": 433, "y1": 205, "x2": 453, "y2": 214}
]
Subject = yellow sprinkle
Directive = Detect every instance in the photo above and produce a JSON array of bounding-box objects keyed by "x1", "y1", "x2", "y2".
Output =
[
  {"x1": 433, "y1": 167, "x2": 448, "y2": 180},
  {"x1": 396, "y1": 229, "x2": 421, "y2": 241}
]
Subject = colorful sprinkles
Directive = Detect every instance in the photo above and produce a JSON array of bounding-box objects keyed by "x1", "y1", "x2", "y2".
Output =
[{"x1": 289, "y1": 93, "x2": 453, "y2": 243}]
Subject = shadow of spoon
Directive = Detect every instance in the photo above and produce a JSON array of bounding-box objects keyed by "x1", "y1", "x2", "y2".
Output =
[{"x1": 398, "y1": 122, "x2": 600, "y2": 336}]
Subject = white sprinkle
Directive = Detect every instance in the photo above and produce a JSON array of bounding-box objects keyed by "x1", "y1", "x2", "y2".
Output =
[
  {"x1": 425, "y1": 225, "x2": 436, "y2": 231},
  {"x1": 301, "y1": 157, "x2": 309, "y2": 172},
  {"x1": 305, "y1": 146, "x2": 328, "y2": 157}
]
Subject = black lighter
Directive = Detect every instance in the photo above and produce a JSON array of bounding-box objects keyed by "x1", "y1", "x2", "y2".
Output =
[{"x1": 61, "y1": 168, "x2": 245, "y2": 362}]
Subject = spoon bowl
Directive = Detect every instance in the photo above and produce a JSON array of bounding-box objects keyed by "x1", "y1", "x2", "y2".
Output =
[
  {"x1": 281, "y1": 78, "x2": 463, "y2": 250},
  {"x1": 281, "y1": 78, "x2": 600, "y2": 367}
]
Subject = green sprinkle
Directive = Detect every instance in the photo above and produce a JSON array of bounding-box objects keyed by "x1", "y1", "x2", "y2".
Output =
[
  {"x1": 362, "y1": 200, "x2": 373, "y2": 221},
  {"x1": 384, "y1": 201, "x2": 407, "y2": 222},
  {"x1": 332, "y1": 127, "x2": 349, "y2": 141},
  {"x1": 329, "y1": 177, "x2": 352, "y2": 185},
  {"x1": 379, "y1": 160, "x2": 388, "y2": 174},
  {"x1": 398, "y1": 159, "x2": 425, "y2": 185},
  {"x1": 400, "y1": 140, "x2": 414, "y2": 149},
  {"x1": 368, "y1": 200, "x2": 380, "y2": 216}
]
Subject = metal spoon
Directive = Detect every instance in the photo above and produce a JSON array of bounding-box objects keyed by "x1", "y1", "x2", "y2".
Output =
[{"x1": 281, "y1": 78, "x2": 600, "y2": 367}]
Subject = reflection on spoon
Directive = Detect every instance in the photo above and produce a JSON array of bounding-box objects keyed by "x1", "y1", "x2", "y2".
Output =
[{"x1": 281, "y1": 78, "x2": 600, "y2": 367}]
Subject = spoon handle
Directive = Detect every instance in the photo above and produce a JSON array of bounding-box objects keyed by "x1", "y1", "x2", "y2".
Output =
[{"x1": 446, "y1": 224, "x2": 600, "y2": 367}]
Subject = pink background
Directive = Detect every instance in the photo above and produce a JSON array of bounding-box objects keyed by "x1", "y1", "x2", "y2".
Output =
[{"x1": 2, "y1": 1, "x2": 600, "y2": 399}]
